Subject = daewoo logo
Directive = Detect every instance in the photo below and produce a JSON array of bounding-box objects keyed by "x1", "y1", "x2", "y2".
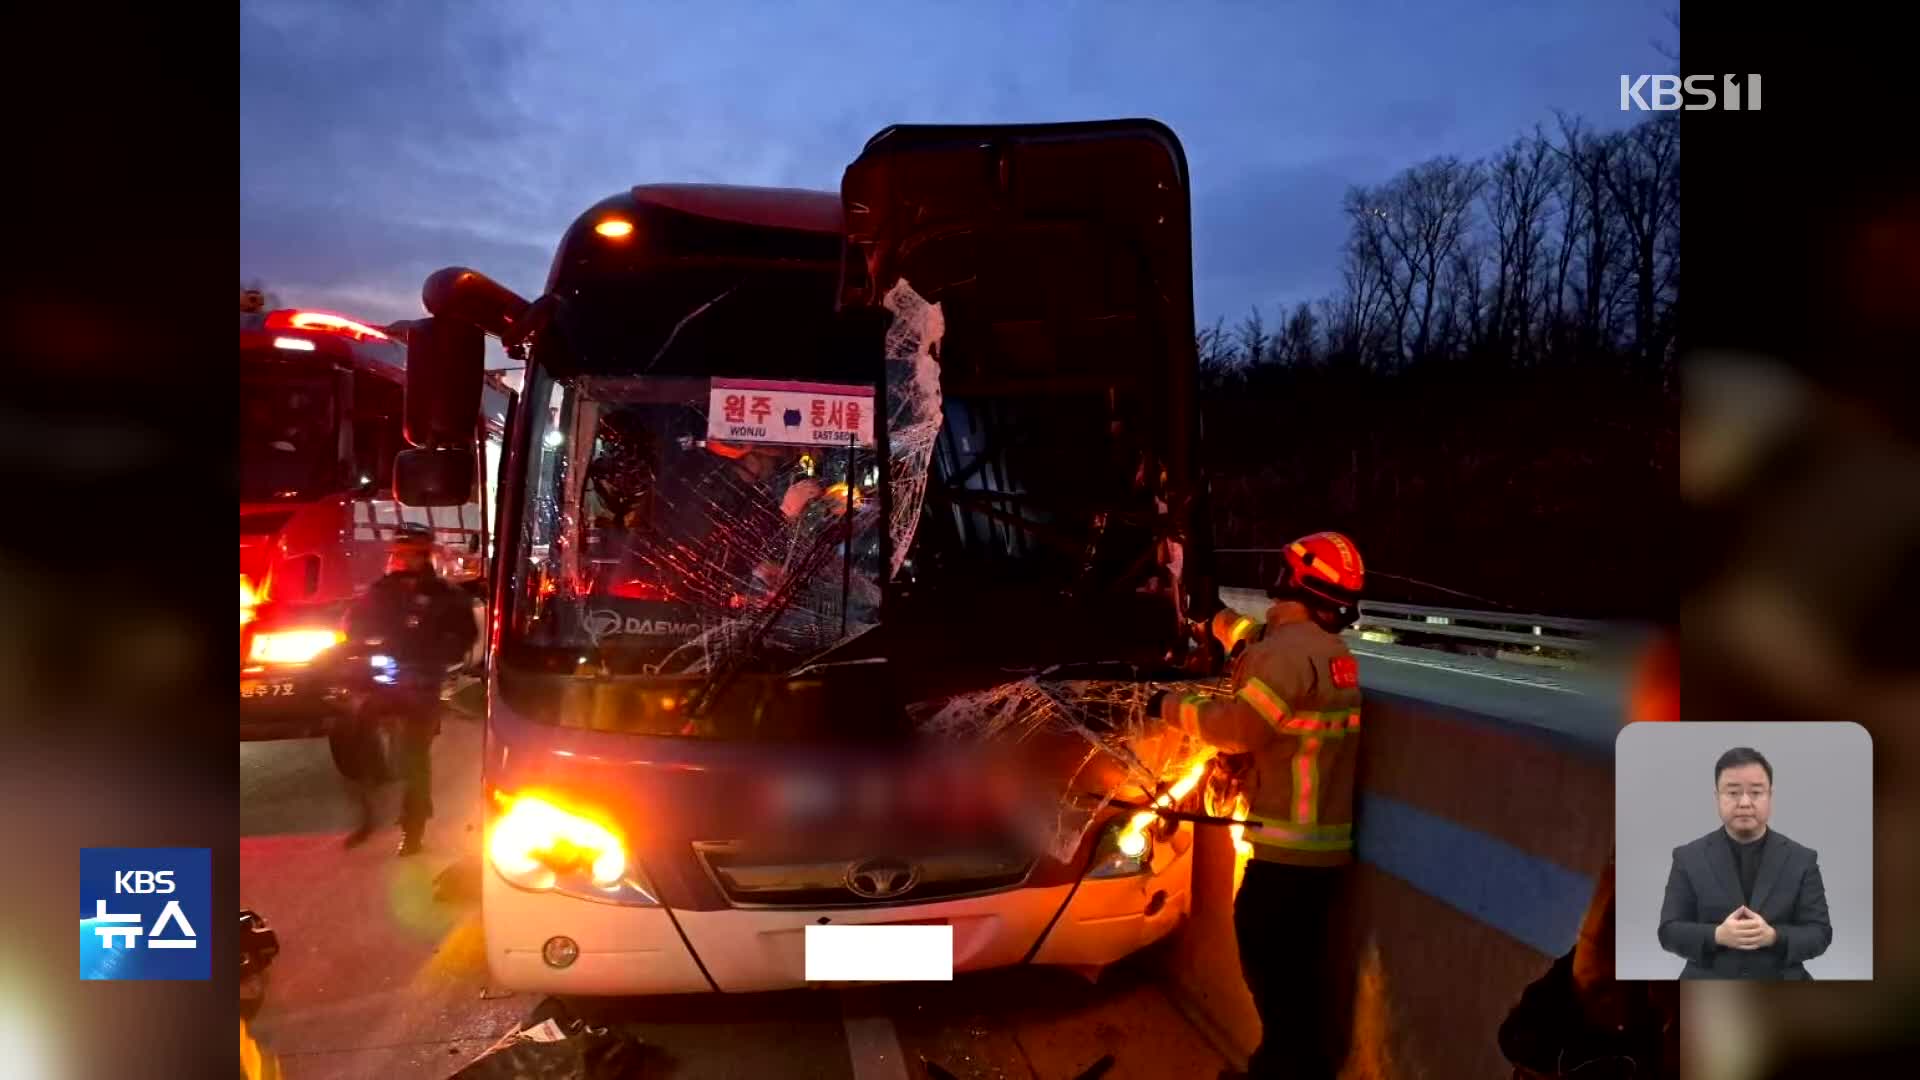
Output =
[
  {"x1": 582, "y1": 609, "x2": 700, "y2": 642},
  {"x1": 844, "y1": 856, "x2": 920, "y2": 900}
]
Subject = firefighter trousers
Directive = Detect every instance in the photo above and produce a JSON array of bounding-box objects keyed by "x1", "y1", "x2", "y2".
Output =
[
  {"x1": 393, "y1": 719, "x2": 435, "y2": 834},
  {"x1": 1236, "y1": 859, "x2": 1349, "y2": 1080},
  {"x1": 346, "y1": 690, "x2": 438, "y2": 835}
]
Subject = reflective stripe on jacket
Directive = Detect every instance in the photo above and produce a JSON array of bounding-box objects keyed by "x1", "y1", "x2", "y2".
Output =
[{"x1": 1161, "y1": 610, "x2": 1362, "y2": 867}]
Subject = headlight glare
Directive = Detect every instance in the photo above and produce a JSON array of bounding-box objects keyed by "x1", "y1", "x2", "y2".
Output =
[
  {"x1": 488, "y1": 793, "x2": 652, "y2": 903},
  {"x1": 247, "y1": 628, "x2": 344, "y2": 666}
]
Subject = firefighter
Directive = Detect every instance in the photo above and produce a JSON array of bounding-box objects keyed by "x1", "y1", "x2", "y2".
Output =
[
  {"x1": 344, "y1": 523, "x2": 477, "y2": 856},
  {"x1": 1150, "y1": 531, "x2": 1366, "y2": 1080}
]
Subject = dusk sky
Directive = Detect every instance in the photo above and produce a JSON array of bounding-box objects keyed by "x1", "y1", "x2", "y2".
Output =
[{"x1": 240, "y1": 0, "x2": 1670, "y2": 340}]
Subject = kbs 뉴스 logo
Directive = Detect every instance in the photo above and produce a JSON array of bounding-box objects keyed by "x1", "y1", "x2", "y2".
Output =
[{"x1": 80, "y1": 847, "x2": 211, "y2": 980}]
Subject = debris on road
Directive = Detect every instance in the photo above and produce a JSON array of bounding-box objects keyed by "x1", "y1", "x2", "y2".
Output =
[
  {"x1": 450, "y1": 997, "x2": 653, "y2": 1079},
  {"x1": 240, "y1": 908, "x2": 280, "y2": 1018}
]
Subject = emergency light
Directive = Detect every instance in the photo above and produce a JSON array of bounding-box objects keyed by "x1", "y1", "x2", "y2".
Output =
[{"x1": 263, "y1": 309, "x2": 392, "y2": 343}]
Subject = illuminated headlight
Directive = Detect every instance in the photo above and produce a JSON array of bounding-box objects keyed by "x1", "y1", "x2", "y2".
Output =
[
  {"x1": 488, "y1": 793, "x2": 656, "y2": 904},
  {"x1": 248, "y1": 628, "x2": 344, "y2": 666},
  {"x1": 1085, "y1": 811, "x2": 1158, "y2": 879}
]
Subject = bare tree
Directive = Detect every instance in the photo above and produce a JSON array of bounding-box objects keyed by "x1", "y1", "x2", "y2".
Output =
[
  {"x1": 1604, "y1": 113, "x2": 1681, "y2": 370},
  {"x1": 1341, "y1": 186, "x2": 1411, "y2": 366},
  {"x1": 1549, "y1": 113, "x2": 1623, "y2": 361},
  {"x1": 1482, "y1": 132, "x2": 1560, "y2": 365},
  {"x1": 1371, "y1": 157, "x2": 1485, "y2": 364},
  {"x1": 1274, "y1": 301, "x2": 1320, "y2": 367},
  {"x1": 1196, "y1": 317, "x2": 1237, "y2": 386},
  {"x1": 1445, "y1": 240, "x2": 1486, "y2": 359},
  {"x1": 1652, "y1": 7, "x2": 1680, "y2": 69},
  {"x1": 1236, "y1": 306, "x2": 1271, "y2": 368}
]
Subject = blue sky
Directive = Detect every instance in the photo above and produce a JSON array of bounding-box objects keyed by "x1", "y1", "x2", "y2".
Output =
[{"x1": 240, "y1": 0, "x2": 1670, "y2": 335}]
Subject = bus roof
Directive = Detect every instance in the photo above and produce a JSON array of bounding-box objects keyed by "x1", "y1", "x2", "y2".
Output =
[
  {"x1": 631, "y1": 184, "x2": 841, "y2": 234},
  {"x1": 545, "y1": 184, "x2": 843, "y2": 295}
]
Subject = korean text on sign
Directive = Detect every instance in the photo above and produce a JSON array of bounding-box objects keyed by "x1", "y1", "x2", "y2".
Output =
[{"x1": 708, "y1": 377, "x2": 875, "y2": 448}]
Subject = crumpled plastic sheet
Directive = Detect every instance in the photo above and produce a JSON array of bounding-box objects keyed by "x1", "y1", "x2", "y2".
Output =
[{"x1": 913, "y1": 674, "x2": 1229, "y2": 862}]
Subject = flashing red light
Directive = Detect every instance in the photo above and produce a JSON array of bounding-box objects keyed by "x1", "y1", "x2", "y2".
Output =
[{"x1": 264, "y1": 309, "x2": 392, "y2": 343}]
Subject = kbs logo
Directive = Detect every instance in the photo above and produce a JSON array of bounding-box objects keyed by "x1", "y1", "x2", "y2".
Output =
[
  {"x1": 116, "y1": 870, "x2": 175, "y2": 893},
  {"x1": 80, "y1": 848, "x2": 211, "y2": 980},
  {"x1": 1621, "y1": 74, "x2": 1761, "y2": 111}
]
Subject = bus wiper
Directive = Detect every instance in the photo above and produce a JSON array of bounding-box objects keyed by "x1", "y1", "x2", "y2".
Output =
[{"x1": 642, "y1": 286, "x2": 739, "y2": 374}]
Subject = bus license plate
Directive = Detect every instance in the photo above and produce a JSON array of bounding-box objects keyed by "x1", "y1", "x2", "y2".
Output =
[{"x1": 241, "y1": 680, "x2": 296, "y2": 699}]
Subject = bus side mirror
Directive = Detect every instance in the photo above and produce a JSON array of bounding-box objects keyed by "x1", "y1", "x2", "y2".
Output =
[
  {"x1": 423, "y1": 266, "x2": 532, "y2": 344},
  {"x1": 404, "y1": 315, "x2": 484, "y2": 449},
  {"x1": 394, "y1": 447, "x2": 475, "y2": 508}
]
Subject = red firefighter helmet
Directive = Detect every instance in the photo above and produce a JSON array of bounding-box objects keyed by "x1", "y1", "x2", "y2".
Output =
[{"x1": 1270, "y1": 531, "x2": 1365, "y2": 628}]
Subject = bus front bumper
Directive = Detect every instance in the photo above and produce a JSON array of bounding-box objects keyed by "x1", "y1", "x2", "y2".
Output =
[{"x1": 481, "y1": 840, "x2": 1192, "y2": 995}]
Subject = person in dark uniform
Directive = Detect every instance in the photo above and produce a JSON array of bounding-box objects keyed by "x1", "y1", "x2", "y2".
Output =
[{"x1": 343, "y1": 523, "x2": 477, "y2": 856}]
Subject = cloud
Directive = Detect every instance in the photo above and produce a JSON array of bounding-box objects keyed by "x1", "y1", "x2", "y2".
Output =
[
  {"x1": 1190, "y1": 156, "x2": 1384, "y2": 324},
  {"x1": 239, "y1": 202, "x2": 551, "y2": 322},
  {"x1": 240, "y1": 0, "x2": 1674, "y2": 331}
]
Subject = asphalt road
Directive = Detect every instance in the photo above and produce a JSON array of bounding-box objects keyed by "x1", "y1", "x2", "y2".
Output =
[{"x1": 240, "y1": 717, "x2": 1230, "y2": 1079}]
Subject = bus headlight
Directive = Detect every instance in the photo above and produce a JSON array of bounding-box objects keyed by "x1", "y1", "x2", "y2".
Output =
[
  {"x1": 247, "y1": 628, "x2": 344, "y2": 666},
  {"x1": 488, "y1": 793, "x2": 655, "y2": 903},
  {"x1": 1085, "y1": 811, "x2": 1158, "y2": 879}
]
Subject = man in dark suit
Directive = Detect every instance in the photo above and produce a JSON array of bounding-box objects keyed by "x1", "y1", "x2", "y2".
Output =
[{"x1": 1657, "y1": 746, "x2": 1832, "y2": 979}]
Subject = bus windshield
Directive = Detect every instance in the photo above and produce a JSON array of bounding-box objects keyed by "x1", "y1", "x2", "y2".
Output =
[
  {"x1": 506, "y1": 368, "x2": 883, "y2": 676},
  {"x1": 240, "y1": 364, "x2": 339, "y2": 502}
]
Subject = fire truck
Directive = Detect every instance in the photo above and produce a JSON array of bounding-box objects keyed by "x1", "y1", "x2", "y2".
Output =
[{"x1": 240, "y1": 303, "x2": 508, "y2": 771}]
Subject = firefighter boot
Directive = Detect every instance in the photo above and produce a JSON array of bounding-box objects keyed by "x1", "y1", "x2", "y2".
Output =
[{"x1": 342, "y1": 782, "x2": 377, "y2": 849}]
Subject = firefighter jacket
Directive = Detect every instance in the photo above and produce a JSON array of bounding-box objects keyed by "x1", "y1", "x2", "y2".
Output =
[{"x1": 1158, "y1": 607, "x2": 1362, "y2": 867}]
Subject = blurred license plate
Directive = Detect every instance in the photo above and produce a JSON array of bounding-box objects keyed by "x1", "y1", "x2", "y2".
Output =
[
  {"x1": 241, "y1": 680, "x2": 296, "y2": 699},
  {"x1": 804, "y1": 924, "x2": 953, "y2": 982}
]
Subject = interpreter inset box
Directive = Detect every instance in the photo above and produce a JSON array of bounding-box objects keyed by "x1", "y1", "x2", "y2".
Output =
[{"x1": 1615, "y1": 721, "x2": 1872, "y2": 981}]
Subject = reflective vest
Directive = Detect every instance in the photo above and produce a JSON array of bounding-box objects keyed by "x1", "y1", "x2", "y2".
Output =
[{"x1": 1161, "y1": 611, "x2": 1362, "y2": 867}]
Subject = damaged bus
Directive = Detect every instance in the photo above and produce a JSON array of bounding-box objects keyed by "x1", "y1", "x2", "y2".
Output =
[{"x1": 397, "y1": 121, "x2": 1237, "y2": 993}]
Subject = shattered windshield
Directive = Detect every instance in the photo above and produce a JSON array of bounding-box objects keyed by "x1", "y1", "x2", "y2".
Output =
[
  {"x1": 507, "y1": 369, "x2": 884, "y2": 675},
  {"x1": 495, "y1": 278, "x2": 1218, "y2": 848}
]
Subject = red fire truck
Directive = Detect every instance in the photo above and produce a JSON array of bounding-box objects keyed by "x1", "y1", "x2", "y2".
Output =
[{"x1": 240, "y1": 305, "x2": 507, "y2": 769}]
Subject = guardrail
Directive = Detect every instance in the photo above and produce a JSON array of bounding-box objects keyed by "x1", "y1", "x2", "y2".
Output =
[
  {"x1": 1218, "y1": 585, "x2": 1626, "y2": 659},
  {"x1": 1353, "y1": 600, "x2": 1609, "y2": 654}
]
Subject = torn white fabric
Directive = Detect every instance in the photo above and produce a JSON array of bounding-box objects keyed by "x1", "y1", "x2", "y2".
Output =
[{"x1": 881, "y1": 279, "x2": 945, "y2": 580}]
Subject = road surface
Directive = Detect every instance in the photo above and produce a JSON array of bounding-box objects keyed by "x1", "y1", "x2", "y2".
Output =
[{"x1": 240, "y1": 716, "x2": 1229, "y2": 1079}]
